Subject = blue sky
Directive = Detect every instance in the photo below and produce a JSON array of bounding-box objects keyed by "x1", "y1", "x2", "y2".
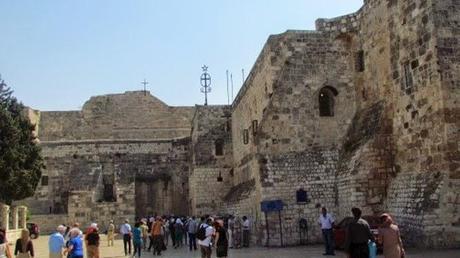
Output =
[{"x1": 0, "y1": 0, "x2": 363, "y2": 111}]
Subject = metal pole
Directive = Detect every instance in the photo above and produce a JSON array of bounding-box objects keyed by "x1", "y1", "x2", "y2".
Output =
[
  {"x1": 226, "y1": 70, "x2": 230, "y2": 105},
  {"x1": 265, "y1": 212, "x2": 270, "y2": 247},
  {"x1": 279, "y1": 210, "x2": 283, "y2": 247},
  {"x1": 242, "y1": 69, "x2": 245, "y2": 84},
  {"x1": 230, "y1": 73, "x2": 234, "y2": 101}
]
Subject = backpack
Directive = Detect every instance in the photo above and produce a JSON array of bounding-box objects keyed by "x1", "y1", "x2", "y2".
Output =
[{"x1": 196, "y1": 225, "x2": 208, "y2": 241}]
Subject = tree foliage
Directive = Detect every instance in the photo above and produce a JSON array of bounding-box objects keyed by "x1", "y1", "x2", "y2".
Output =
[{"x1": 0, "y1": 77, "x2": 43, "y2": 204}]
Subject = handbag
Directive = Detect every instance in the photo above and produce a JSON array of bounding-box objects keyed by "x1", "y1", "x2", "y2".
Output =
[{"x1": 368, "y1": 241, "x2": 377, "y2": 258}]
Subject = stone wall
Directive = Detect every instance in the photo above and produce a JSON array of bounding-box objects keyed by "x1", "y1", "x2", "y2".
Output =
[
  {"x1": 38, "y1": 91, "x2": 194, "y2": 141},
  {"x1": 189, "y1": 106, "x2": 233, "y2": 215},
  {"x1": 28, "y1": 214, "x2": 70, "y2": 234},
  {"x1": 260, "y1": 149, "x2": 339, "y2": 246},
  {"x1": 15, "y1": 92, "x2": 193, "y2": 225}
]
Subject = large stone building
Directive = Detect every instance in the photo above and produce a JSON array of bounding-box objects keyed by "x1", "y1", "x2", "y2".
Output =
[{"x1": 17, "y1": 0, "x2": 459, "y2": 248}]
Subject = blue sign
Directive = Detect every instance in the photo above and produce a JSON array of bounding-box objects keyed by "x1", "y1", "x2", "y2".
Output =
[{"x1": 261, "y1": 200, "x2": 284, "y2": 212}]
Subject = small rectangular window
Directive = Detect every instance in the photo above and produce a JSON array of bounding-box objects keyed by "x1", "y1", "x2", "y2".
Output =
[
  {"x1": 41, "y1": 176, "x2": 49, "y2": 186},
  {"x1": 243, "y1": 129, "x2": 249, "y2": 145},
  {"x1": 252, "y1": 120, "x2": 258, "y2": 135},
  {"x1": 402, "y1": 63, "x2": 413, "y2": 94},
  {"x1": 356, "y1": 50, "x2": 365, "y2": 72}
]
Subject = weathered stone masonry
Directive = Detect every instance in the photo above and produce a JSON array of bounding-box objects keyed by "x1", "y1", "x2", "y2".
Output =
[{"x1": 16, "y1": 0, "x2": 459, "y2": 248}]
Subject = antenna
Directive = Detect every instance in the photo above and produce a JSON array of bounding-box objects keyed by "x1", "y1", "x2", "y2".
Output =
[
  {"x1": 226, "y1": 70, "x2": 230, "y2": 105},
  {"x1": 242, "y1": 69, "x2": 245, "y2": 84},
  {"x1": 230, "y1": 73, "x2": 234, "y2": 101}
]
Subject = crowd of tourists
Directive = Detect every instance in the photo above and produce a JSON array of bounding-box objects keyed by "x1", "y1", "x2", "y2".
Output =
[
  {"x1": 114, "y1": 214, "x2": 251, "y2": 258},
  {"x1": 0, "y1": 207, "x2": 405, "y2": 258}
]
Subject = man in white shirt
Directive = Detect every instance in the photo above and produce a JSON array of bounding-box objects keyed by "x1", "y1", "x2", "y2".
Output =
[
  {"x1": 119, "y1": 219, "x2": 132, "y2": 256},
  {"x1": 198, "y1": 218, "x2": 214, "y2": 258},
  {"x1": 318, "y1": 207, "x2": 335, "y2": 256}
]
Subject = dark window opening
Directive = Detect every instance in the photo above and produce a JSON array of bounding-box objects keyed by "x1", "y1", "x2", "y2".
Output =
[
  {"x1": 319, "y1": 86, "x2": 338, "y2": 117},
  {"x1": 217, "y1": 172, "x2": 223, "y2": 182},
  {"x1": 215, "y1": 139, "x2": 224, "y2": 156},
  {"x1": 296, "y1": 188, "x2": 309, "y2": 204},
  {"x1": 402, "y1": 63, "x2": 414, "y2": 94},
  {"x1": 41, "y1": 176, "x2": 49, "y2": 186},
  {"x1": 252, "y1": 120, "x2": 258, "y2": 135},
  {"x1": 243, "y1": 129, "x2": 249, "y2": 145},
  {"x1": 356, "y1": 50, "x2": 365, "y2": 72},
  {"x1": 103, "y1": 184, "x2": 116, "y2": 202}
]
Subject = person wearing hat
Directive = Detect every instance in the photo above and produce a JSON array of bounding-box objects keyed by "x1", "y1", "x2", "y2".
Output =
[
  {"x1": 139, "y1": 219, "x2": 149, "y2": 251},
  {"x1": 107, "y1": 220, "x2": 115, "y2": 247},
  {"x1": 85, "y1": 223, "x2": 100, "y2": 258},
  {"x1": 49, "y1": 225, "x2": 66, "y2": 258}
]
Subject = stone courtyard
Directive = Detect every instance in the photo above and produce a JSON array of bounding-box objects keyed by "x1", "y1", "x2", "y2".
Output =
[{"x1": 29, "y1": 235, "x2": 460, "y2": 258}]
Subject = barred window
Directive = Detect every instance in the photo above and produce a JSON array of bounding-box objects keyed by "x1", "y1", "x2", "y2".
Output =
[
  {"x1": 356, "y1": 50, "x2": 365, "y2": 72},
  {"x1": 243, "y1": 129, "x2": 249, "y2": 145},
  {"x1": 402, "y1": 63, "x2": 414, "y2": 94}
]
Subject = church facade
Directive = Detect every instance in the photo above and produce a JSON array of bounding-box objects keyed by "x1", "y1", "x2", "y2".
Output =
[{"x1": 18, "y1": 0, "x2": 459, "y2": 248}]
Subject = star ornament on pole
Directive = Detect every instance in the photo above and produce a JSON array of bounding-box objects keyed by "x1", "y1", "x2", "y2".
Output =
[{"x1": 200, "y1": 65, "x2": 212, "y2": 106}]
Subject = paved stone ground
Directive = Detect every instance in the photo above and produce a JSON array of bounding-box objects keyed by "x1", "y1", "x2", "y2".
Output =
[{"x1": 27, "y1": 235, "x2": 459, "y2": 258}]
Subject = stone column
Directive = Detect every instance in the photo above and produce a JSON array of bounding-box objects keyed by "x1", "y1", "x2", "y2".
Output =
[
  {"x1": 11, "y1": 206, "x2": 19, "y2": 230},
  {"x1": 17, "y1": 206, "x2": 28, "y2": 229},
  {"x1": 0, "y1": 203, "x2": 10, "y2": 231}
]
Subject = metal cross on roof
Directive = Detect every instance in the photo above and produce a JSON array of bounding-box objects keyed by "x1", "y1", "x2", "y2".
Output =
[
  {"x1": 200, "y1": 65, "x2": 212, "y2": 106},
  {"x1": 141, "y1": 79, "x2": 149, "y2": 96}
]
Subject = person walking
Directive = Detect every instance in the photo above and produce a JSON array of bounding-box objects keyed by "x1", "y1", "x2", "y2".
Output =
[
  {"x1": 49, "y1": 225, "x2": 66, "y2": 258},
  {"x1": 14, "y1": 229, "x2": 34, "y2": 258},
  {"x1": 107, "y1": 220, "x2": 115, "y2": 247},
  {"x1": 197, "y1": 218, "x2": 214, "y2": 258},
  {"x1": 120, "y1": 219, "x2": 132, "y2": 256},
  {"x1": 163, "y1": 218, "x2": 170, "y2": 247},
  {"x1": 187, "y1": 216, "x2": 198, "y2": 251},
  {"x1": 169, "y1": 217, "x2": 176, "y2": 248},
  {"x1": 378, "y1": 213, "x2": 405, "y2": 258},
  {"x1": 174, "y1": 218, "x2": 184, "y2": 248},
  {"x1": 151, "y1": 216, "x2": 164, "y2": 256},
  {"x1": 132, "y1": 222, "x2": 143, "y2": 258},
  {"x1": 242, "y1": 216, "x2": 250, "y2": 248},
  {"x1": 66, "y1": 229, "x2": 83, "y2": 258},
  {"x1": 215, "y1": 220, "x2": 228, "y2": 258},
  {"x1": 139, "y1": 220, "x2": 149, "y2": 251},
  {"x1": 318, "y1": 207, "x2": 335, "y2": 256},
  {"x1": 233, "y1": 216, "x2": 242, "y2": 249},
  {"x1": 0, "y1": 229, "x2": 13, "y2": 258},
  {"x1": 344, "y1": 207, "x2": 375, "y2": 258},
  {"x1": 85, "y1": 223, "x2": 100, "y2": 258},
  {"x1": 227, "y1": 216, "x2": 234, "y2": 249}
]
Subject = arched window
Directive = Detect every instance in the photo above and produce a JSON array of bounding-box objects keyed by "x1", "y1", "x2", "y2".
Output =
[
  {"x1": 215, "y1": 139, "x2": 224, "y2": 156},
  {"x1": 319, "y1": 86, "x2": 338, "y2": 117}
]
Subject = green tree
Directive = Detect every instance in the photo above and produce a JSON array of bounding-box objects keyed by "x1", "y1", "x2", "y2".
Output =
[{"x1": 0, "y1": 76, "x2": 43, "y2": 205}]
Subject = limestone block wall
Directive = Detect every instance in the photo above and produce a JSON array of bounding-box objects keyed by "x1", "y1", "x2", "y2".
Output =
[
  {"x1": 28, "y1": 214, "x2": 70, "y2": 234},
  {"x1": 254, "y1": 31, "x2": 356, "y2": 156},
  {"x1": 189, "y1": 105, "x2": 233, "y2": 215},
  {"x1": 18, "y1": 138, "x2": 191, "y2": 217},
  {"x1": 38, "y1": 91, "x2": 194, "y2": 141},
  {"x1": 259, "y1": 149, "x2": 339, "y2": 246},
  {"x1": 67, "y1": 191, "x2": 135, "y2": 232},
  {"x1": 189, "y1": 168, "x2": 232, "y2": 216}
]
